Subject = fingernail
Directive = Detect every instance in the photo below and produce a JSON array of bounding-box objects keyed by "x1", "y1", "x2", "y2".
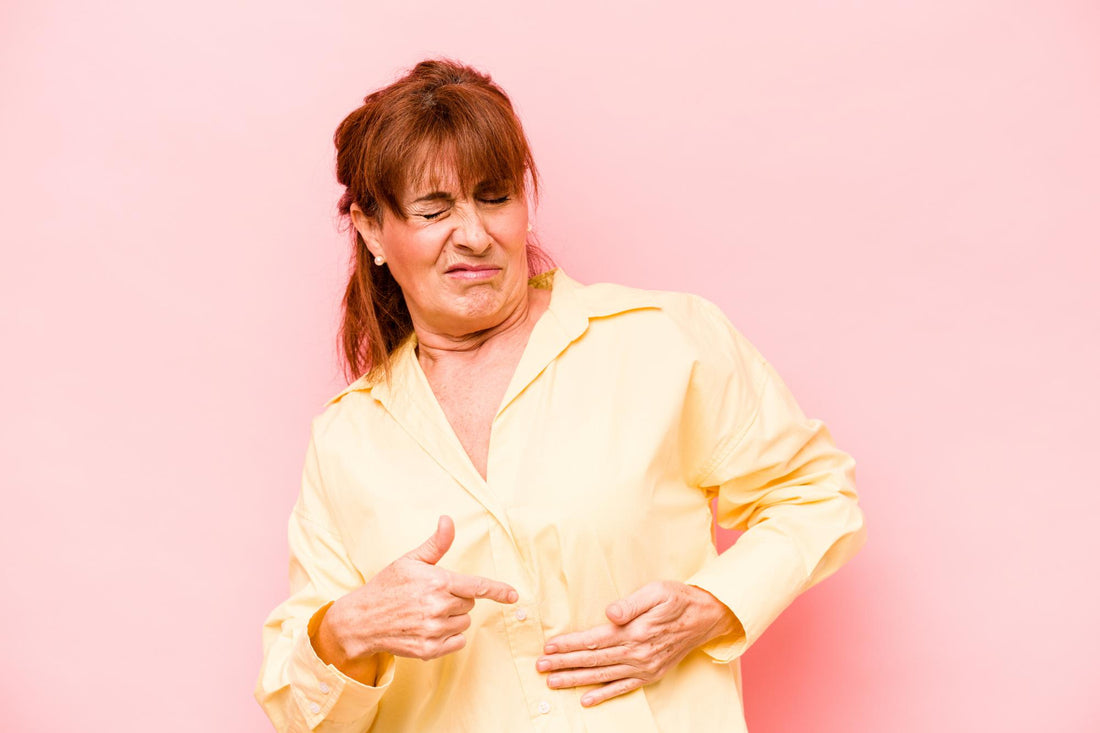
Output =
[
  {"x1": 508, "y1": 590, "x2": 518, "y2": 603},
  {"x1": 581, "y1": 695, "x2": 594, "y2": 706},
  {"x1": 547, "y1": 675, "x2": 560, "y2": 687},
  {"x1": 536, "y1": 659, "x2": 550, "y2": 671},
  {"x1": 544, "y1": 644, "x2": 557, "y2": 654}
]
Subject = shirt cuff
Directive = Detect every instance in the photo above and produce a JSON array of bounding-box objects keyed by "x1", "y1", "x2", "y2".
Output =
[
  {"x1": 684, "y1": 533, "x2": 808, "y2": 664},
  {"x1": 686, "y1": 583, "x2": 749, "y2": 663},
  {"x1": 288, "y1": 600, "x2": 396, "y2": 727}
]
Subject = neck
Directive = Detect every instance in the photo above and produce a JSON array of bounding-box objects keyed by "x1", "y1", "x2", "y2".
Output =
[{"x1": 413, "y1": 286, "x2": 546, "y2": 370}]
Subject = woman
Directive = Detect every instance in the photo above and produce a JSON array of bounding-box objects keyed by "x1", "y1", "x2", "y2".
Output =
[{"x1": 255, "y1": 58, "x2": 867, "y2": 733}]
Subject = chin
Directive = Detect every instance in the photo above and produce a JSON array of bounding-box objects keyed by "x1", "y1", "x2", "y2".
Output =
[{"x1": 462, "y1": 292, "x2": 515, "y2": 320}]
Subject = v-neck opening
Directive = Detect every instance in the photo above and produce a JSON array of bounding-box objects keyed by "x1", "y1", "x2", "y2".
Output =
[{"x1": 406, "y1": 271, "x2": 561, "y2": 488}]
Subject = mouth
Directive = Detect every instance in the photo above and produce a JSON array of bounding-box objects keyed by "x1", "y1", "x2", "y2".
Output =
[{"x1": 445, "y1": 264, "x2": 501, "y2": 281}]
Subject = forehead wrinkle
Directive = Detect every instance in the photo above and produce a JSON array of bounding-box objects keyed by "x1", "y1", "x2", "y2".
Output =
[{"x1": 408, "y1": 190, "x2": 453, "y2": 205}]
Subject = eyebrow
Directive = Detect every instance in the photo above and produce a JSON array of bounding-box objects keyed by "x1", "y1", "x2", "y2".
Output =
[
  {"x1": 407, "y1": 179, "x2": 513, "y2": 205},
  {"x1": 409, "y1": 191, "x2": 453, "y2": 205}
]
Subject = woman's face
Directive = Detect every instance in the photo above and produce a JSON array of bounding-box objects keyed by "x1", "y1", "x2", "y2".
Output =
[{"x1": 352, "y1": 171, "x2": 531, "y2": 338}]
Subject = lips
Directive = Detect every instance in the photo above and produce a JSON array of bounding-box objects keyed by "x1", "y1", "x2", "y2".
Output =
[
  {"x1": 445, "y1": 265, "x2": 501, "y2": 282},
  {"x1": 446, "y1": 264, "x2": 500, "y2": 273}
]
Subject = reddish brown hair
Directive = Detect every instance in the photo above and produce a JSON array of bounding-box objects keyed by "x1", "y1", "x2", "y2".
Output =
[{"x1": 333, "y1": 58, "x2": 554, "y2": 384}]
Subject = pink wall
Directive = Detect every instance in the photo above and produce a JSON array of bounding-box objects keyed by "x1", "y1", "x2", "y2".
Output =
[{"x1": 3, "y1": 1, "x2": 1097, "y2": 731}]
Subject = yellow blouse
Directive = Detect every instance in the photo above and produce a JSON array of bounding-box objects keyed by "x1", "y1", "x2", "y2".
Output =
[{"x1": 255, "y1": 267, "x2": 868, "y2": 732}]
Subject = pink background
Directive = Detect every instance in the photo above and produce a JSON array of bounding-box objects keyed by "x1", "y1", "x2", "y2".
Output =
[{"x1": 3, "y1": 1, "x2": 1098, "y2": 731}]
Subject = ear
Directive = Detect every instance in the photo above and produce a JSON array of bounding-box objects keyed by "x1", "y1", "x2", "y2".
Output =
[{"x1": 350, "y1": 203, "x2": 385, "y2": 260}]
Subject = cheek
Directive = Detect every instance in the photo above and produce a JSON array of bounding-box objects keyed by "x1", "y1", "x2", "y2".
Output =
[
  {"x1": 489, "y1": 213, "x2": 529, "y2": 247},
  {"x1": 385, "y1": 231, "x2": 443, "y2": 269},
  {"x1": 381, "y1": 236, "x2": 448, "y2": 304}
]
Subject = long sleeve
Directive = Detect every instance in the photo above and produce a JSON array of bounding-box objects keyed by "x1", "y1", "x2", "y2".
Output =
[
  {"x1": 680, "y1": 297, "x2": 869, "y2": 664},
  {"x1": 255, "y1": 420, "x2": 396, "y2": 732}
]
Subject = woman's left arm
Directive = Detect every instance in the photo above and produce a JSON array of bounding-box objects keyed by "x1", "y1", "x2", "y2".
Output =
[{"x1": 536, "y1": 297, "x2": 868, "y2": 706}]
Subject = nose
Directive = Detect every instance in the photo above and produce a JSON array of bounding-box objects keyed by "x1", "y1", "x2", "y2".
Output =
[{"x1": 450, "y1": 202, "x2": 492, "y2": 253}]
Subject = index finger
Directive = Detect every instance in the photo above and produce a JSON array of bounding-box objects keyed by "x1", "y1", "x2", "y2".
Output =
[
  {"x1": 447, "y1": 572, "x2": 519, "y2": 604},
  {"x1": 543, "y1": 624, "x2": 621, "y2": 654}
]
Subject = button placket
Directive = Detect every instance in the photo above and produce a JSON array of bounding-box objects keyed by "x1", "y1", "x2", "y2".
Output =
[{"x1": 488, "y1": 524, "x2": 563, "y2": 728}]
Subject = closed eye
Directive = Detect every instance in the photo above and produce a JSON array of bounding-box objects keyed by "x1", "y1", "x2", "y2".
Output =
[{"x1": 480, "y1": 195, "x2": 511, "y2": 205}]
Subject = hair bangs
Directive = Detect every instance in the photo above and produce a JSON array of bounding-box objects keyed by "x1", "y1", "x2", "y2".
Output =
[{"x1": 376, "y1": 88, "x2": 533, "y2": 219}]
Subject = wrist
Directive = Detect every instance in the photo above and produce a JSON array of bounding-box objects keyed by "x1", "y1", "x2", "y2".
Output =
[
  {"x1": 687, "y1": 584, "x2": 741, "y2": 642},
  {"x1": 311, "y1": 600, "x2": 349, "y2": 666},
  {"x1": 313, "y1": 600, "x2": 386, "y2": 684}
]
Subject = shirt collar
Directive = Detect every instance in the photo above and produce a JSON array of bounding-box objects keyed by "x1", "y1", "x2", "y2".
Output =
[{"x1": 324, "y1": 266, "x2": 661, "y2": 408}]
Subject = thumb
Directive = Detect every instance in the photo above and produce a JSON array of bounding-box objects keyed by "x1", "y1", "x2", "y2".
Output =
[
  {"x1": 606, "y1": 582, "x2": 664, "y2": 625},
  {"x1": 405, "y1": 515, "x2": 455, "y2": 565}
]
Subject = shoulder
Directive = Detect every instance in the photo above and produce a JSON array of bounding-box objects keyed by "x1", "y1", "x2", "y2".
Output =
[
  {"x1": 568, "y1": 272, "x2": 716, "y2": 325},
  {"x1": 576, "y1": 277, "x2": 762, "y2": 365},
  {"x1": 320, "y1": 374, "x2": 373, "y2": 412},
  {"x1": 307, "y1": 380, "x2": 376, "y2": 450}
]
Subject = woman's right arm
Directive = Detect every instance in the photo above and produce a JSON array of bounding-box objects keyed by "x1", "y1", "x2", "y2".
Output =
[
  {"x1": 255, "y1": 422, "x2": 519, "y2": 732},
  {"x1": 254, "y1": 424, "x2": 396, "y2": 733}
]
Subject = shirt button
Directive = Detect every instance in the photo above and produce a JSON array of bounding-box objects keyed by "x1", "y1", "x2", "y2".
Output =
[
  {"x1": 537, "y1": 700, "x2": 551, "y2": 714},
  {"x1": 514, "y1": 608, "x2": 527, "y2": 621},
  {"x1": 319, "y1": 682, "x2": 331, "y2": 694},
  {"x1": 309, "y1": 702, "x2": 321, "y2": 715}
]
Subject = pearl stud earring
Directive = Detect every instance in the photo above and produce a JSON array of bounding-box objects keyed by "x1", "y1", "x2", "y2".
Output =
[{"x1": 374, "y1": 255, "x2": 385, "y2": 266}]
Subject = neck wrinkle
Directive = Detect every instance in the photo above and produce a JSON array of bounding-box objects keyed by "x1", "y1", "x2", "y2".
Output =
[{"x1": 413, "y1": 284, "x2": 549, "y2": 372}]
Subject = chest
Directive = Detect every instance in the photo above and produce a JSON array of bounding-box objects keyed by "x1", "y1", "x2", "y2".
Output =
[{"x1": 427, "y1": 361, "x2": 515, "y2": 481}]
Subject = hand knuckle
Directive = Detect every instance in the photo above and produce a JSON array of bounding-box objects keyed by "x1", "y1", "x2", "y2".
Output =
[{"x1": 344, "y1": 639, "x2": 368, "y2": 660}]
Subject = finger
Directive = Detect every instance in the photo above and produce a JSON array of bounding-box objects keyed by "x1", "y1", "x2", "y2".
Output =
[
  {"x1": 437, "y1": 612, "x2": 472, "y2": 637},
  {"x1": 447, "y1": 572, "x2": 519, "y2": 603},
  {"x1": 546, "y1": 664, "x2": 639, "y2": 690},
  {"x1": 404, "y1": 515, "x2": 455, "y2": 565},
  {"x1": 543, "y1": 623, "x2": 621, "y2": 654},
  {"x1": 430, "y1": 632, "x2": 466, "y2": 659},
  {"x1": 447, "y1": 596, "x2": 476, "y2": 617},
  {"x1": 606, "y1": 582, "x2": 666, "y2": 626},
  {"x1": 581, "y1": 677, "x2": 646, "y2": 707},
  {"x1": 537, "y1": 646, "x2": 627, "y2": 673}
]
